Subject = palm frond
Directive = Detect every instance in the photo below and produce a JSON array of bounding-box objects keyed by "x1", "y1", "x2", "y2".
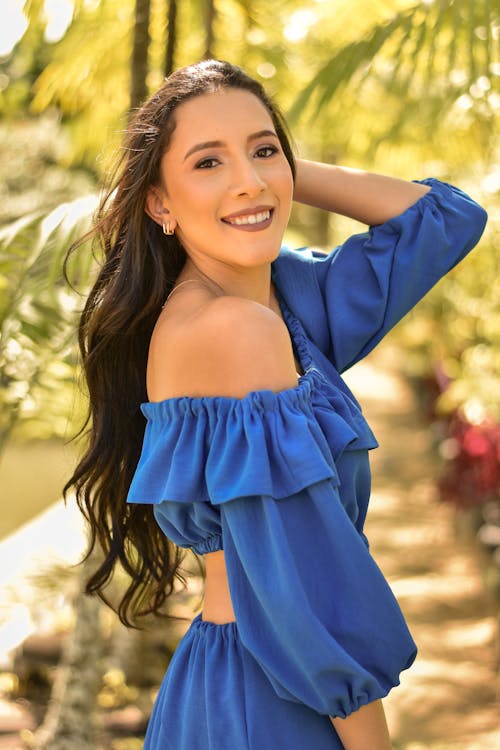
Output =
[
  {"x1": 0, "y1": 196, "x2": 98, "y2": 450},
  {"x1": 289, "y1": 0, "x2": 498, "y2": 140},
  {"x1": 288, "y1": 6, "x2": 413, "y2": 122}
]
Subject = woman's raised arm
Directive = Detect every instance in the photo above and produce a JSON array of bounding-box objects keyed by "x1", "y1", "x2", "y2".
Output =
[{"x1": 293, "y1": 159, "x2": 430, "y2": 226}]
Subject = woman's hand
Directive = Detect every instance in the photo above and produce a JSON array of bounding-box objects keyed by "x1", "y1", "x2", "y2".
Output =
[{"x1": 293, "y1": 159, "x2": 430, "y2": 226}]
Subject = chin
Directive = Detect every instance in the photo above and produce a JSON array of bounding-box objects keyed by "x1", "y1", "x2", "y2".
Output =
[{"x1": 235, "y1": 244, "x2": 283, "y2": 268}]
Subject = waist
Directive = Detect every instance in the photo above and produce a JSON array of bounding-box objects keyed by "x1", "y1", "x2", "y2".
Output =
[{"x1": 202, "y1": 550, "x2": 236, "y2": 624}]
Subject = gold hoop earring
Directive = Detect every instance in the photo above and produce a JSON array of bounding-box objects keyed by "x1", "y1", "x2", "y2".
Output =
[{"x1": 162, "y1": 222, "x2": 174, "y2": 236}]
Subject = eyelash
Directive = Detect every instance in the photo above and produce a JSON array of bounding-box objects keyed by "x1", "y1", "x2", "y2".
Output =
[
  {"x1": 255, "y1": 145, "x2": 279, "y2": 158},
  {"x1": 195, "y1": 144, "x2": 279, "y2": 170}
]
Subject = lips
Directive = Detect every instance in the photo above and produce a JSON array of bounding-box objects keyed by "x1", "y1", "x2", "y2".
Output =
[{"x1": 221, "y1": 206, "x2": 274, "y2": 228}]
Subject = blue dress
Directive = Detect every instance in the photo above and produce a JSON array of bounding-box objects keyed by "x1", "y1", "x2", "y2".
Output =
[{"x1": 127, "y1": 179, "x2": 487, "y2": 749}]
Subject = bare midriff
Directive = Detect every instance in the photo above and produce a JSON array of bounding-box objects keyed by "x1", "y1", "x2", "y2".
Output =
[{"x1": 202, "y1": 550, "x2": 237, "y2": 623}]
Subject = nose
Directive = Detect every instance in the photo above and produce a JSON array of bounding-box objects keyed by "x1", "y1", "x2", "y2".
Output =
[{"x1": 231, "y1": 156, "x2": 266, "y2": 198}]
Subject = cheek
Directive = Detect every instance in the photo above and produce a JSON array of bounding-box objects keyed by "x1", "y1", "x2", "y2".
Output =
[
  {"x1": 274, "y1": 165, "x2": 294, "y2": 203},
  {"x1": 170, "y1": 180, "x2": 215, "y2": 220},
  {"x1": 272, "y1": 158, "x2": 293, "y2": 186}
]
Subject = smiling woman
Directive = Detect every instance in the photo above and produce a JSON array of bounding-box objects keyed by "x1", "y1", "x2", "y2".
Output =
[
  {"x1": 144, "y1": 89, "x2": 294, "y2": 283},
  {"x1": 64, "y1": 60, "x2": 487, "y2": 750}
]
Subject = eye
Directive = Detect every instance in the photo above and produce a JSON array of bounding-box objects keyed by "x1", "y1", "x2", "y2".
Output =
[
  {"x1": 255, "y1": 145, "x2": 279, "y2": 158},
  {"x1": 195, "y1": 157, "x2": 220, "y2": 169}
]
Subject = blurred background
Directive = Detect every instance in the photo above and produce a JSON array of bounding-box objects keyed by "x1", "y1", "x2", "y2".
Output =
[{"x1": 0, "y1": 0, "x2": 498, "y2": 748}]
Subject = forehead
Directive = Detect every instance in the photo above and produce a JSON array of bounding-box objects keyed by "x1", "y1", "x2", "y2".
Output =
[{"x1": 168, "y1": 89, "x2": 275, "y2": 150}]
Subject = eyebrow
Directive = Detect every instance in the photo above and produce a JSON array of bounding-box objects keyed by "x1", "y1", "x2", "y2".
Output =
[{"x1": 183, "y1": 129, "x2": 279, "y2": 161}]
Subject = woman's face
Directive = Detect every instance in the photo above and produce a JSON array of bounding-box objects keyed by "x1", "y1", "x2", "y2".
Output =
[{"x1": 148, "y1": 88, "x2": 294, "y2": 274}]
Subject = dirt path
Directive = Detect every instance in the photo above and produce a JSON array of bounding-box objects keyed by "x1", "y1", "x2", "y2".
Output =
[{"x1": 344, "y1": 348, "x2": 499, "y2": 750}]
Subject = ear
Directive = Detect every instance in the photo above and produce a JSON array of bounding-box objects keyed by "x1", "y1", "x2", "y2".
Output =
[{"x1": 145, "y1": 185, "x2": 177, "y2": 232}]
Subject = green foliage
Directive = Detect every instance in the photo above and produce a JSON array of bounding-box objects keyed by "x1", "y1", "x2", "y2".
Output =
[
  {"x1": 0, "y1": 0, "x2": 48, "y2": 116},
  {"x1": 0, "y1": 195, "x2": 98, "y2": 448},
  {"x1": 30, "y1": 0, "x2": 132, "y2": 171},
  {"x1": 3, "y1": 1, "x2": 498, "y2": 173},
  {"x1": 0, "y1": 115, "x2": 95, "y2": 225},
  {"x1": 287, "y1": 0, "x2": 499, "y2": 166},
  {"x1": 290, "y1": 0, "x2": 496, "y2": 115}
]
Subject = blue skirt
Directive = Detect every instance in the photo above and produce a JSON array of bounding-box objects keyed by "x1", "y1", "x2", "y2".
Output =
[{"x1": 144, "y1": 614, "x2": 343, "y2": 749}]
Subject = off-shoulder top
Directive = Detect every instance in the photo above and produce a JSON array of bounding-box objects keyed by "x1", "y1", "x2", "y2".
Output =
[{"x1": 127, "y1": 179, "x2": 487, "y2": 718}]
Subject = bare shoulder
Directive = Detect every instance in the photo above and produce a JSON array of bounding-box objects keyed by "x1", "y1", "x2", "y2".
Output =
[{"x1": 147, "y1": 294, "x2": 299, "y2": 401}]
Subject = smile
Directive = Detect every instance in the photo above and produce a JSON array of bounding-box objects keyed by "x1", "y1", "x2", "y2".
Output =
[
  {"x1": 225, "y1": 210, "x2": 271, "y2": 226},
  {"x1": 221, "y1": 208, "x2": 274, "y2": 231}
]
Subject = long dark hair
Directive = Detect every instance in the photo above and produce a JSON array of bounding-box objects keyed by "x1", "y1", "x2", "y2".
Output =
[{"x1": 65, "y1": 60, "x2": 296, "y2": 627}]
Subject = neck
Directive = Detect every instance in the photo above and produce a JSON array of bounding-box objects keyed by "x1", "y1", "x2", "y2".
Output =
[{"x1": 180, "y1": 257, "x2": 275, "y2": 308}]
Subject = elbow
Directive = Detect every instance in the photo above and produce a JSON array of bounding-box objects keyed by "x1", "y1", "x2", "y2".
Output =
[
  {"x1": 462, "y1": 202, "x2": 488, "y2": 260},
  {"x1": 467, "y1": 201, "x2": 488, "y2": 246}
]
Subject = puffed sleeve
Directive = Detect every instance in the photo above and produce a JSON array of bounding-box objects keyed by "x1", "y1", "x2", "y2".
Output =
[
  {"x1": 221, "y1": 482, "x2": 415, "y2": 718},
  {"x1": 127, "y1": 378, "x2": 416, "y2": 717},
  {"x1": 274, "y1": 179, "x2": 487, "y2": 373}
]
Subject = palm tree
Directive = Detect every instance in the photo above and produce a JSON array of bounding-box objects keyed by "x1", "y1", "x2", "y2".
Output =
[
  {"x1": 30, "y1": 562, "x2": 104, "y2": 750},
  {"x1": 130, "y1": 0, "x2": 152, "y2": 110},
  {"x1": 203, "y1": 0, "x2": 216, "y2": 59},
  {"x1": 165, "y1": 0, "x2": 178, "y2": 76},
  {"x1": 288, "y1": 0, "x2": 497, "y2": 164}
]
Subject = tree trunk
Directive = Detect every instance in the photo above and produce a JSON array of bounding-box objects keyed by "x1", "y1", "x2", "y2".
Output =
[
  {"x1": 164, "y1": 0, "x2": 178, "y2": 77},
  {"x1": 130, "y1": 0, "x2": 152, "y2": 111},
  {"x1": 31, "y1": 569, "x2": 104, "y2": 750},
  {"x1": 203, "y1": 0, "x2": 216, "y2": 60}
]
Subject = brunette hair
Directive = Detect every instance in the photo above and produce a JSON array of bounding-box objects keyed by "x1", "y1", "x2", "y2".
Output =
[{"x1": 64, "y1": 60, "x2": 296, "y2": 627}]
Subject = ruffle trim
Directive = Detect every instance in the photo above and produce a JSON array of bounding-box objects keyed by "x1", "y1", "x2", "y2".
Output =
[{"x1": 127, "y1": 368, "x2": 378, "y2": 506}]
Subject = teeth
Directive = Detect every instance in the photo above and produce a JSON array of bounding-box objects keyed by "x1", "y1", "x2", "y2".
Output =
[{"x1": 228, "y1": 210, "x2": 271, "y2": 226}]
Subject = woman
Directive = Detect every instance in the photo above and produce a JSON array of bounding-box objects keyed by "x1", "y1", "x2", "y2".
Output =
[{"x1": 66, "y1": 59, "x2": 487, "y2": 749}]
